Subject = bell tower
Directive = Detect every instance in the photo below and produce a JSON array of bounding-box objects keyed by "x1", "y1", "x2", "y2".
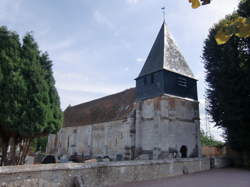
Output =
[
  {"x1": 135, "y1": 22, "x2": 197, "y2": 101},
  {"x1": 134, "y1": 22, "x2": 201, "y2": 159}
]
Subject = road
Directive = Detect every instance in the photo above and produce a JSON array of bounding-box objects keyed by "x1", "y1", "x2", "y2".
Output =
[{"x1": 112, "y1": 168, "x2": 250, "y2": 187}]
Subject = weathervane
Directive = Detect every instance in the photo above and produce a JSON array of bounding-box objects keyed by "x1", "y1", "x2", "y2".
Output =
[{"x1": 161, "y1": 6, "x2": 166, "y2": 22}]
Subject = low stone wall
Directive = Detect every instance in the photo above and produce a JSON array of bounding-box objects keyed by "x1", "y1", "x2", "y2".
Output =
[
  {"x1": 0, "y1": 158, "x2": 210, "y2": 187},
  {"x1": 213, "y1": 157, "x2": 231, "y2": 168}
]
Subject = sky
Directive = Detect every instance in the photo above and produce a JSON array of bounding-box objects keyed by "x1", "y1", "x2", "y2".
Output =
[{"x1": 0, "y1": 0, "x2": 241, "y2": 140}]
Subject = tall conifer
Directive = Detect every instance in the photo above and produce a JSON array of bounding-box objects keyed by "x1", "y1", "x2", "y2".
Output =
[
  {"x1": 0, "y1": 28, "x2": 62, "y2": 165},
  {"x1": 203, "y1": 0, "x2": 250, "y2": 164}
]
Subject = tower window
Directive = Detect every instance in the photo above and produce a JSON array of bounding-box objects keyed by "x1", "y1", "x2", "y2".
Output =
[
  {"x1": 177, "y1": 77, "x2": 187, "y2": 87},
  {"x1": 144, "y1": 77, "x2": 147, "y2": 85},
  {"x1": 150, "y1": 74, "x2": 154, "y2": 84}
]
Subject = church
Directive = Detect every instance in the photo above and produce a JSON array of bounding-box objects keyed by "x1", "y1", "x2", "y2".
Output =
[{"x1": 46, "y1": 21, "x2": 201, "y2": 161}]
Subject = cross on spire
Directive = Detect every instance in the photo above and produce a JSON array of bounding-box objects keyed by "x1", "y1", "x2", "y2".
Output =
[{"x1": 161, "y1": 6, "x2": 166, "y2": 22}]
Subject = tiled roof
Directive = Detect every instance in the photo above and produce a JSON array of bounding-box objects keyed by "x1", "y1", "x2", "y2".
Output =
[{"x1": 63, "y1": 88, "x2": 136, "y2": 127}]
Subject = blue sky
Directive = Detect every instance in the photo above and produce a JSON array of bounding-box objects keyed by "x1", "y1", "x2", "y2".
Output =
[{"x1": 0, "y1": 0, "x2": 240, "y2": 140}]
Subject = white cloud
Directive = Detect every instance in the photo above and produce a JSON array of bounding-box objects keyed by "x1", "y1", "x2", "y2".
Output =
[
  {"x1": 124, "y1": 67, "x2": 129, "y2": 71},
  {"x1": 58, "y1": 89, "x2": 103, "y2": 110},
  {"x1": 53, "y1": 50, "x2": 86, "y2": 65},
  {"x1": 56, "y1": 81, "x2": 125, "y2": 95},
  {"x1": 54, "y1": 71, "x2": 130, "y2": 99},
  {"x1": 127, "y1": 0, "x2": 142, "y2": 4},
  {"x1": 136, "y1": 57, "x2": 146, "y2": 63},
  {"x1": 54, "y1": 70, "x2": 132, "y2": 109},
  {"x1": 57, "y1": 81, "x2": 129, "y2": 110},
  {"x1": 44, "y1": 39, "x2": 76, "y2": 52},
  {"x1": 93, "y1": 10, "x2": 115, "y2": 30},
  {"x1": 0, "y1": 0, "x2": 23, "y2": 22}
]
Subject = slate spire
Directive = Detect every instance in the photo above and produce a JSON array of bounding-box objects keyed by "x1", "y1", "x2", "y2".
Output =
[{"x1": 138, "y1": 22, "x2": 195, "y2": 79}]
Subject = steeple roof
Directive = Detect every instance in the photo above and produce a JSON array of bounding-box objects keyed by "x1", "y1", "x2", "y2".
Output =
[{"x1": 137, "y1": 22, "x2": 195, "y2": 79}]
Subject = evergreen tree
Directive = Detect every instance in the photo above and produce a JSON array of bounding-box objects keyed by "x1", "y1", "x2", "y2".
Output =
[
  {"x1": 203, "y1": 0, "x2": 250, "y2": 159},
  {"x1": 0, "y1": 26, "x2": 25, "y2": 165},
  {"x1": 0, "y1": 27, "x2": 62, "y2": 165},
  {"x1": 39, "y1": 52, "x2": 62, "y2": 135}
]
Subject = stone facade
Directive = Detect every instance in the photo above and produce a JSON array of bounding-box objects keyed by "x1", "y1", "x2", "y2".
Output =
[
  {"x1": 134, "y1": 95, "x2": 200, "y2": 159},
  {"x1": 47, "y1": 94, "x2": 200, "y2": 160},
  {"x1": 47, "y1": 119, "x2": 133, "y2": 160}
]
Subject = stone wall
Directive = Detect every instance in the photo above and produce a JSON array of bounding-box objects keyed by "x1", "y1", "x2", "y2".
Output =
[
  {"x1": 213, "y1": 157, "x2": 231, "y2": 169},
  {"x1": 47, "y1": 119, "x2": 133, "y2": 160},
  {"x1": 0, "y1": 158, "x2": 210, "y2": 187},
  {"x1": 135, "y1": 94, "x2": 201, "y2": 159}
]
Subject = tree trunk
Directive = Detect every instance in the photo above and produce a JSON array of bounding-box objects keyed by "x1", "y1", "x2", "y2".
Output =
[
  {"x1": 1, "y1": 138, "x2": 9, "y2": 166},
  {"x1": 0, "y1": 137, "x2": 2, "y2": 166},
  {"x1": 17, "y1": 138, "x2": 32, "y2": 165},
  {"x1": 16, "y1": 140, "x2": 22, "y2": 165},
  {"x1": 0, "y1": 136, "x2": 33, "y2": 166},
  {"x1": 21, "y1": 138, "x2": 31, "y2": 165},
  {"x1": 9, "y1": 137, "x2": 15, "y2": 165},
  {"x1": 17, "y1": 139, "x2": 25, "y2": 165}
]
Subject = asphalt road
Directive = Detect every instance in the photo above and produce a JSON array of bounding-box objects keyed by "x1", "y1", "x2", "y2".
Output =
[{"x1": 112, "y1": 168, "x2": 250, "y2": 187}]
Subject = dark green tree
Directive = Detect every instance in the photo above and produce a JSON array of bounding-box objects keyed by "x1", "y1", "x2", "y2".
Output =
[
  {"x1": 203, "y1": 0, "x2": 250, "y2": 162},
  {"x1": 0, "y1": 27, "x2": 25, "y2": 165},
  {"x1": 0, "y1": 27, "x2": 62, "y2": 165},
  {"x1": 39, "y1": 52, "x2": 62, "y2": 135}
]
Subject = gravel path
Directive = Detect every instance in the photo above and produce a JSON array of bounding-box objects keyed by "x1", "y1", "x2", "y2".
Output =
[{"x1": 112, "y1": 168, "x2": 250, "y2": 187}]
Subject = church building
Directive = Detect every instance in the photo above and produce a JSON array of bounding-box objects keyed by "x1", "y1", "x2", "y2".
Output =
[{"x1": 47, "y1": 21, "x2": 201, "y2": 160}]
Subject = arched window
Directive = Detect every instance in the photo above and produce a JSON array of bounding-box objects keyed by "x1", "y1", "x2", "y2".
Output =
[{"x1": 180, "y1": 145, "x2": 188, "y2": 158}]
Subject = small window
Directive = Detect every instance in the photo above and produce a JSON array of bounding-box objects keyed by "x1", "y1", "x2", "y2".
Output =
[
  {"x1": 150, "y1": 74, "x2": 154, "y2": 84},
  {"x1": 180, "y1": 145, "x2": 188, "y2": 158},
  {"x1": 177, "y1": 77, "x2": 187, "y2": 87},
  {"x1": 144, "y1": 77, "x2": 147, "y2": 85}
]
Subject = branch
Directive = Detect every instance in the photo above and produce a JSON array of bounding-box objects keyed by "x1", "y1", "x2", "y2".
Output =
[{"x1": 188, "y1": 0, "x2": 250, "y2": 45}]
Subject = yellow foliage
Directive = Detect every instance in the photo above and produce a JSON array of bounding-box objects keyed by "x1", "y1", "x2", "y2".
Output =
[
  {"x1": 187, "y1": 0, "x2": 250, "y2": 44},
  {"x1": 189, "y1": 0, "x2": 201, "y2": 9},
  {"x1": 215, "y1": 30, "x2": 232, "y2": 45},
  {"x1": 235, "y1": 18, "x2": 250, "y2": 38},
  {"x1": 215, "y1": 17, "x2": 250, "y2": 45}
]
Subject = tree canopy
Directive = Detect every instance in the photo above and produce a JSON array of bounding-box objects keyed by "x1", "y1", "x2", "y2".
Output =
[
  {"x1": 189, "y1": 0, "x2": 250, "y2": 45},
  {"x1": 202, "y1": 0, "x2": 250, "y2": 154},
  {"x1": 0, "y1": 27, "x2": 62, "y2": 165}
]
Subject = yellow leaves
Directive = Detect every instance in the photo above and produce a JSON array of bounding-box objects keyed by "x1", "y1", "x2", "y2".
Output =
[
  {"x1": 188, "y1": 0, "x2": 211, "y2": 8},
  {"x1": 215, "y1": 31, "x2": 232, "y2": 45},
  {"x1": 235, "y1": 17, "x2": 250, "y2": 38},
  {"x1": 215, "y1": 17, "x2": 250, "y2": 45},
  {"x1": 189, "y1": 0, "x2": 201, "y2": 9},
  {"x1": 187, "y1": 0, "x2": 250, "y2": 44}
]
